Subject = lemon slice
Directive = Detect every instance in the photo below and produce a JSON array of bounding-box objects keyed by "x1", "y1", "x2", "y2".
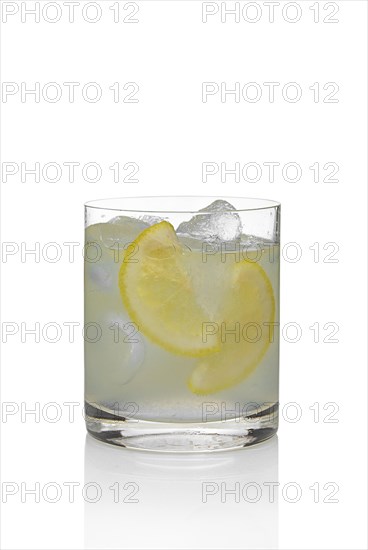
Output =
[
  {"x1": 188, "y1": 260, "x2": 275, "y2": 394},
  {"x1": 118, "y1": 221, "x2": 221, "y2": 356}
]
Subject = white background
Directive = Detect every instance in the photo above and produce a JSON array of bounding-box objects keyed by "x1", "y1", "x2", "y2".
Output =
[{"x1": 1, "y1": 1, "x2": 367, "y2": 548}]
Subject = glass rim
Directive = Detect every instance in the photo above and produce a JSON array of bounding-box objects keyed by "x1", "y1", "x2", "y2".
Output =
[{"x1": 84, "y1": 196, "x2": 281, "y2": 214}]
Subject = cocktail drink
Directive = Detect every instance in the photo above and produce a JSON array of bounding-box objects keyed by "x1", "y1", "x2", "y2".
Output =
[{"x1": 84, "y1": 197, "x2": 280, "y2": 451}]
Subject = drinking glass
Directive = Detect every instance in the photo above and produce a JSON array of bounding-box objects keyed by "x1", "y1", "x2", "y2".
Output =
[{"x1": 84, "y1": 196, "x2": 280, "y2": 452}]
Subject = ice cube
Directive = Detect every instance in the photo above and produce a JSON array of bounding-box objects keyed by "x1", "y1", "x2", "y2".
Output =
[
  {"x1": 110, "y1": 215, "x2": 149, "y2": 231},
  {"x1": 201, "y1": 200, "x2": 236, "y2": 213},
  {"x1": 177, "y1": 200, "x2": 242, "y2": 242},
  {"x1": 108, "y1": 314, "x2": 145, "y2": 385},
  {"x1": 88, "y1": 263, "x2": 113, "y2": 290},
  {"x1": 100, "y1": 216, "x2": 149, "y2": 248},
  {"x1": 85, "y1": 313, "x2": 145, "y2": 389},
  {"x1": 139, "y1": 215, "x2": 165, "y2": 226}
]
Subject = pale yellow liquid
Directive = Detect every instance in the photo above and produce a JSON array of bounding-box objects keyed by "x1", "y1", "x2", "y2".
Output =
[{"x1": 85, "y1": 224, "x2": 279, "y2": 423}]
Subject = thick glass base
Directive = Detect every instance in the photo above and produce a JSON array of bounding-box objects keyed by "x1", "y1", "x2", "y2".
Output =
[{"x1": 85, "y1": 402, "x2": 278, "y2": 452}]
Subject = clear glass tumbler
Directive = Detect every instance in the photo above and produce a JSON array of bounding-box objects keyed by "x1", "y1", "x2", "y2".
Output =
[{"x1": 84, "y1": 196, "x2": 280, "y2": 452}]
